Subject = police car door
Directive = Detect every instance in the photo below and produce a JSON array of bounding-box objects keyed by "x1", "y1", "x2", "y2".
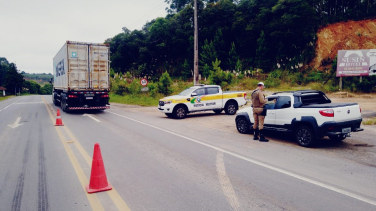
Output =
[
  {"x1": 205, "y1": 87, "x2": 221, "y2": 109},
  {"x1": 189, "y1": 88, "x2": 206, "y2": 111}
]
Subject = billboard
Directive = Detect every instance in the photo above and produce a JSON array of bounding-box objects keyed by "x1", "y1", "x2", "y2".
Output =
[{"x1": 337, "y1": 49, "x2": 376, "y2": 77}]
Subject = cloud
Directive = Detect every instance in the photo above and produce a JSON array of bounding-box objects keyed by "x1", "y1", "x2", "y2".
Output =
[{"x1": 0, "y1": 0, "x2": 167, "y2": 73}]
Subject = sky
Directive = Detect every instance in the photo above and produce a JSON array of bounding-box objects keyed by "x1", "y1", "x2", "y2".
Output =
[{"x1": 0, "y1": 0, "x2": 168, "y2": 74}]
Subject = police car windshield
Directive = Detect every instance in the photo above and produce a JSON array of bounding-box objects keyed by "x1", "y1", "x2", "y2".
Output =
[{"x1": 179, "y1": 87, "x2": 196, "y2": 96}]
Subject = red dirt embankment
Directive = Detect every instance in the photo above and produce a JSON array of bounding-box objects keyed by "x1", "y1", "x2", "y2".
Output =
[{"x1": 311, "y1": 19, "x2": 376, "y2": 70}]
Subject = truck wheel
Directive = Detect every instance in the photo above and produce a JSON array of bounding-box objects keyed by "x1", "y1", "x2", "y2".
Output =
[
  {"x1": 173, "y1": 105, "x2": 187, "y2": 119},
  {"x1": 295, "y1": 126, "x2": 315, "y2": 147},
  {"x1": 236, "y1": 117, "x2": 251, "y2": 134},
  {"x1": 52, "y1": 92, "x2": 59, "y2": 106},
  {"x1": 61, "y1": 95, "x2": 68, "y2": 112},
  {"x1": 329, "y1": 134, "x2": 346, "y2": 142},
  {"x1": 225, "y1": 102, "x2": 237, "y2": 115},
  {"x1": 213, "y1": 109, "x2": 222, "y2": 114}
]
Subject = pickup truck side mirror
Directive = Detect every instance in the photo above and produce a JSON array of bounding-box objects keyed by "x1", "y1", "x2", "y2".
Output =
[{"x1": 191, "y1": 93, "x2": 197, "y2": 97}]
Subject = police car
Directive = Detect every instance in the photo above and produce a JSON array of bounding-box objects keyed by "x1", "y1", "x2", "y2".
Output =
[{"x1": 158, "y1": 85, "x2": 247, "y2": 119}]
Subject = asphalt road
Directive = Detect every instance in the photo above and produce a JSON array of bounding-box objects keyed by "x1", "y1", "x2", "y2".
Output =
[{"x1": 0, "y1": 95, "x2": 375, "y2": 211}]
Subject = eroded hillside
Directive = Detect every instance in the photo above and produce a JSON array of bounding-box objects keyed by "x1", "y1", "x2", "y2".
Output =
[{"x1": 311, "y1": 19, "x2": 376, "y2": 70}]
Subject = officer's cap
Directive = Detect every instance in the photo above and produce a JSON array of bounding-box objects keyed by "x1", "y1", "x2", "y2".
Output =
[{"x1": 257, "y1": 82, "x2": 264, "y2": 86}]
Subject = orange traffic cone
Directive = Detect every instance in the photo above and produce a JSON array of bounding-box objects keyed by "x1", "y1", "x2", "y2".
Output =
[
  {"x1": 86, "y1": 143, "x2": 112, "y2": 193},
  {"x1": 55, "y1": 109, "x2": 64, "y2": 126}
]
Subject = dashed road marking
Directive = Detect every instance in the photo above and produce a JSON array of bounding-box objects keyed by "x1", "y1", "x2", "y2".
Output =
[{"x1": 107, "y1": 110, "x2": 376, "y2": 207}]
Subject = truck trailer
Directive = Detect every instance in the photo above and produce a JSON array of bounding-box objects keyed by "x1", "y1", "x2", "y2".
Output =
[{"x1": 52, "y1": 41, "x2": 110, "y2": 112}]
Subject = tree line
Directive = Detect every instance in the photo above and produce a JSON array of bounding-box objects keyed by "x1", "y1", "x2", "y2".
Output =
[
  {"x1": 106, "y1": 0, "x2": 376, "y2": 80},
  {"x1": 0, "y1": 57, "x2": 52, "y2": 95}
]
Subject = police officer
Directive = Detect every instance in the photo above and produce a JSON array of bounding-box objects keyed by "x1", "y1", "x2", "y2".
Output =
[{"x1": 251, "y1": 82, "x2": 269, "y2": 142}]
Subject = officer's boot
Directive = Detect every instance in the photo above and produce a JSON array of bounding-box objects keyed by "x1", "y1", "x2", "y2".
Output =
[
  {"x1": 259, "y1": 129, "x2": 269, "y2": 142},
  {"x1": 253, "y1": 128, "x2": 259, "y2": 140}
]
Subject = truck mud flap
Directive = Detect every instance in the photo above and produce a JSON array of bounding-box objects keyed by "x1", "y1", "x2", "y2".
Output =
[{"x1": 68, "y1": 106, "x2": 110, "y2": 110}]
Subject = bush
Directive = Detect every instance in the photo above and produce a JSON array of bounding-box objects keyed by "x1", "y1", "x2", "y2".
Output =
[
  {"x1": 158, "y1": 71, "x2": 173, "y2": 95},
  {"x1": 265, "y1": 78, "x2": 281, "y2": 88},
  {"x1": 238, "y1": 78, "x2": 259, "y2": 90},
  {"x1": 209, "y1": 59, "x2": 233, "y2": 90}
]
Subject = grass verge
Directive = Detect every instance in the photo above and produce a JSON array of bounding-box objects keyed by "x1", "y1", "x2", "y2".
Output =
[
  {"x1": 109, "y1": 93, "x2": 161, "y2": 107},
  {"x1": 0, "y1": 96, "x2": 14, "y2": 101},
  {"x1": 363, "y1": 117, "x2": 376, "y2": 125}
]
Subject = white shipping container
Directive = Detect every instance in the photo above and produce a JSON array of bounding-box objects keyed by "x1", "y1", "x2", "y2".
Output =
[{"x1": 53, "y1": 41, "x2": 110, "y2": 91}]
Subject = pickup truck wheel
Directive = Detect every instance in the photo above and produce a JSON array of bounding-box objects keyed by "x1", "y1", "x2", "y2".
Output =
[
  {"x1": 329, "y1": 134, "x2": 346, "y2": 142},
  {"x1": 236, "y1": 117, "x2": 251, "y2": 134},
  {"x1": 173, "y1": 105, "x2": 187, "y2": 119},
  {"x1": 213, "y1": 109, "x2": 222, "y2": 114},
  {"x1": 225, "y1": 102, "x2": 237, "y2": 115},
  {"x1": 295, "y1": 126, "x2": 315, "y2": 147}
]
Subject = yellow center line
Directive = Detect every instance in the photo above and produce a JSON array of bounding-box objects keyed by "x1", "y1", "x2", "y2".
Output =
[
  {"x1": 41, "y1": 96, "x2": 104, "y2": 211},
  {"x1": 41, "y1": 96, "x2": 131, "y2": 211},
  {"x1": 63, "y1": 125, "x2": 131, "y2": 211}
]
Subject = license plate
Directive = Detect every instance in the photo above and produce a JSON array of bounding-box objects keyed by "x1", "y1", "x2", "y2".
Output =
[
  {"x1": 85, "y1": 94, "x2": 94, "y2": 97},
  {"x1": 86, "y1": 97, "x2": 93, "y2": 100},
  {"x1": 342, "y1": 127, "x2": 351, "y2": 133}
]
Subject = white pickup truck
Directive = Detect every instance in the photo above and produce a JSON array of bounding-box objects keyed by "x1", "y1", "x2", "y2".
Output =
[
  {"x1": 235, "y1": 90, "x2": 363, "y2": 147},
  {"x1": 158, "y1": 85, "x2": 247, "y2": 119}
]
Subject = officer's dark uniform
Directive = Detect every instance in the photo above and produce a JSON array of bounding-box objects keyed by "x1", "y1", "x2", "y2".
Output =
[{"x1": 251, "y1": 88, "x2": 269, "y2": 142}]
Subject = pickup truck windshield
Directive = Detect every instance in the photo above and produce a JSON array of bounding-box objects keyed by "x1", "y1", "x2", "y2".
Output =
[
  {"x1": 300, "y1": 93, "x2": 331, "y2": 104},
  {"x1": 179, "y1": 87, "x2": 196, "y2": 96}
]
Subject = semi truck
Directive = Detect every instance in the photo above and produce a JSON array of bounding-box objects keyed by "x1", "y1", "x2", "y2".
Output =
[{"x1": 52, "y1": 41, "x2": 110, "y2": 112}]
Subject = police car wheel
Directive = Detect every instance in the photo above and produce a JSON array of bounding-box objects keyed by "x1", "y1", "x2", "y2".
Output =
[
  {"x1": 295, "y1": 126, "x2": 316, "y2": 147},
  {"x1": 236, "y1": 117, "x2": 250, "y2": 134},
  {"x1": 225, "y1": 102, "x2": 237, "y2": 115},
  {"x1": 173, "y1": 105, "x2": 187, "y2": 119}
]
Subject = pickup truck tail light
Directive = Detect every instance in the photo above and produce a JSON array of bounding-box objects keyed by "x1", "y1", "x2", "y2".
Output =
[
  {"x1": 68, "y1": 95, "x2": 78, "y2": 98},
  {"x1": 100, "y1": 94, "x2": 109, "y2": 98},
  {"x1": 244, "y1": 93, "x2": 247, "y2": 100},
  {"x1": 319, "y1": 109, "x2": 334, "y2": 117}
]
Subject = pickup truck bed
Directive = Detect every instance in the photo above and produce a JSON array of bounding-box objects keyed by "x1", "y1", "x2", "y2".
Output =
[{"x1": 300, "y1": 103, "x2": 358, "y2": 108}]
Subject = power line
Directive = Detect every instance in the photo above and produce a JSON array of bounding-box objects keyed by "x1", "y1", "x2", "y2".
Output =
[{"x1": 128, "y1": 1, "x2": 167, "y2": 30}]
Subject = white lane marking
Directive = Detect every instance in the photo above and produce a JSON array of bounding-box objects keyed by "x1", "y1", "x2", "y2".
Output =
[
  {"x1": 106, "y1": 110, "x2": 376, "y2": 207},
  {"x1": 15, "y1": 102, "x2": 43, "y2": 104},
  {"x1": 216, "y1": 151, "x2": 241, "y2": 211},
  {"x1": 82, "y1": 114, "x2": 101, "y2": 122},
  {"x1": 0, "y1": 97, "x2": 24, "y2": 112},
  {"x1": 7, "y1": 117, "x2": 23, "y2": 129}
]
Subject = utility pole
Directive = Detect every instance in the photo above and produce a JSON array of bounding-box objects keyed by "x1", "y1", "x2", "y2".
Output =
[{"x1": 193, "y1": 0, "x2": 199, "y2": 85}]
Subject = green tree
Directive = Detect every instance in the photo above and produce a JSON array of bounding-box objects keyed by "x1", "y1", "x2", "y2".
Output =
[
  {"x1": 209, "y1": 59, "x2": 233, "y2": 90},
  {"x1": 255, "y1": 30, "x2": 270, "y2": 70},
  {"x1": 41, "y1": 83, "x2": 53, "y2": 95},
  {"x1": 4, "y1": 63, "x2": 24, "y2": 94},
  {"x1": 0, "y1": 57, "x2": 10, "y2": 86},
  {"x1": 200, "y1": 39, "x2": 217, "y2": 77},
  {"x1": 158, "y1": 71, "x2": 173, "y2": 95},
  {"x1": 227, "y1": 42, "x2": 239, "y2": 71},
  {"x1": 23, "y1": 80, "x2": 41, "y2": 94},
  {"x1": 182, "y1": 59, "x2": 192, "y2": 80}
]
